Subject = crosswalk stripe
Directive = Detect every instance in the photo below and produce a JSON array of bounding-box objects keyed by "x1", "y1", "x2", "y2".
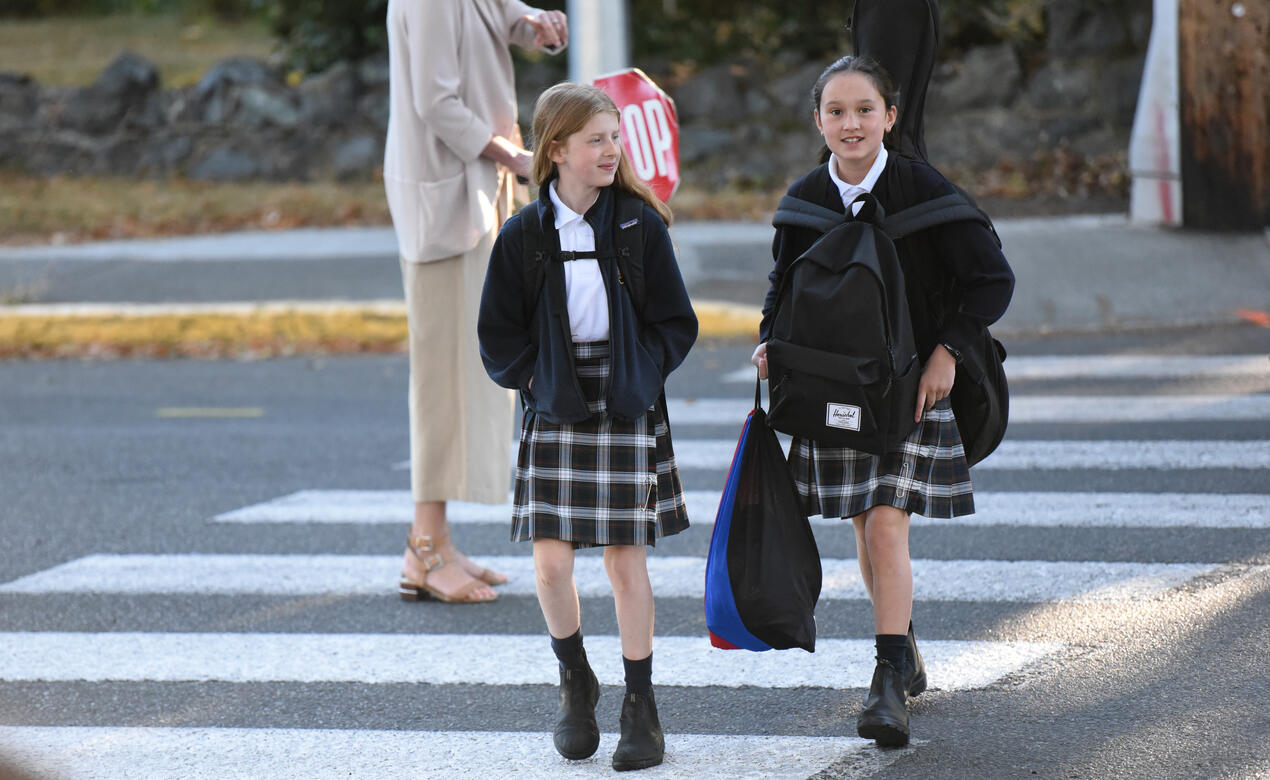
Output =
[
  {"x1": 213, "y1": 489, "x2": 1270, "y2": 529},
  {"x1": 1000, "y1": 354, "x2": 1270, "y2": 380},
  {"x1": 672, "y1": 439, "x2": 1269, "y2": 471},
  {"x1": 0, "y1": 632, "x2": 1060, "y2": 689},
  {"x1": 723, "y1": 354, "x2": 1270, "y2": 383},
  {"x1": 0, "y1": 727, "x2": 892, "y2": 780},
  {"x1": 405, "y1": 439, "x2": 1269, "y2": 473},
  {"x1": 0, "y1": 554, "x2": 1221, "y2": 602},
  {"x1": 667, "y1": 395, "x2": 1270, "y2": 425}
]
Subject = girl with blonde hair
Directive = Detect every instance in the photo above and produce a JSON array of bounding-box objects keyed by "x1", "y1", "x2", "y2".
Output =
[{"x1": 478, "y1": 82, "x2": 697, "y2": 771}]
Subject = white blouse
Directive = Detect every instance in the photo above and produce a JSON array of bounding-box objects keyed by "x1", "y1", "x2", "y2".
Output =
[
  {"x1": 549, "y1": 182, "x2": 611, "y2": 342},
  {"x1": 828, "y1": 146, "x2": 888, "y2": 216}
]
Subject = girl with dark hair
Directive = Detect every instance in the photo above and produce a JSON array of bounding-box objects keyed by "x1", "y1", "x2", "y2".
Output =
[
  {"x1": 752, "y1": 55, "x2": 1014, "y2": 747},
  {"x1": 478, "y1": 82, "x2": 698, "y2": 771}
]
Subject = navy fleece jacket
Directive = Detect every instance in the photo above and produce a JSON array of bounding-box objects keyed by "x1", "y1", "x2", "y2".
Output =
[{"x1": 478, "y1": 185, "x2": 698, "y2": 424}]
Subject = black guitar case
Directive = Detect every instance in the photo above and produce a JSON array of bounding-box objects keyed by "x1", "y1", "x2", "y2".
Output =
[
  {"x1": 849, "y1": 0, "x2": 941, "y2": 162},
  {"x1": 847, "y1": 0, "x2": 1012, "y2": 468}
]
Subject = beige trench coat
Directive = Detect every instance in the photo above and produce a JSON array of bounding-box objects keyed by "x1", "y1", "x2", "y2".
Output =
[{"x1": 383, "y1": 0, "x2": 539, "y2": 263}]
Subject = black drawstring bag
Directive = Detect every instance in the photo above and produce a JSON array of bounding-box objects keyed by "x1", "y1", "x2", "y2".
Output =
[{"x1": 706, "y1": 378, "x2": 822, "y2": 652}]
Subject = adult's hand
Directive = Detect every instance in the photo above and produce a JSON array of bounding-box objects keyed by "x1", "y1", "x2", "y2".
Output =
[
  {"x1": 914, "y1": 345, "x2": 957, "y2": 422},
  {"x1": 482, "y1": 135, "x2": 533, "y2": 180},
  {"x1": 523, "y1": 10, "x2": 568, "y2": 52}
]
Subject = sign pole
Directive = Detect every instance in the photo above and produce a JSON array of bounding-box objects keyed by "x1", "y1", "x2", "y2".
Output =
[{"x1": 567, "y1": 0, "x2": 630, "y2": 84}]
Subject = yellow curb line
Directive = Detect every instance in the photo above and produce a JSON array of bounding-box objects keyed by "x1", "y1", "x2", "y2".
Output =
[{"x1": 0, "y1": 299, "x2": 760, "y2": 357}]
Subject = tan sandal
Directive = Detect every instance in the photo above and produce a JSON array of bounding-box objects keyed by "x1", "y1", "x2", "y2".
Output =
[{"x1": 399, "y1": 535, "x2": 497, "y2": 604}]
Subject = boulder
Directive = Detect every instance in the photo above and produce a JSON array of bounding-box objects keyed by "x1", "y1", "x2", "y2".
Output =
[
  {"x1": 300, "y1": 61, "x2": 361, "y2": 126},
  {"x1": 331, "y1": 134, "x2": 381, "y2": 179},
  {"x1": 0, "y1": 73, "x2": 38, "y2": 125},
  {"x1": 929, "y1": 44, "x2": 1021, "y2": 112},
  {"x1": 58, "y1": 52, "x2": 163, "y2": 135},
  {"x1": 670, "y1": 62, "x2": 744, "y2": 124},
  {"x1": 236, "y1": 84, "x2": 302, "y2": 128},
  {"x1": 189, "y1": 145, "x2": 260, "y2": 180}
]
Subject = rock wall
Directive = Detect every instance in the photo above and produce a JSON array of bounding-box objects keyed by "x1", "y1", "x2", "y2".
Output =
[{"x1": 0, "y1": 1, "x2": 1149, "y2": 194}]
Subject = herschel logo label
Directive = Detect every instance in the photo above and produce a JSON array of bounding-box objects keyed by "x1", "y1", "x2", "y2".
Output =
[{"x1": 826, "y1": 403, "x2": 861, "y2": 431}]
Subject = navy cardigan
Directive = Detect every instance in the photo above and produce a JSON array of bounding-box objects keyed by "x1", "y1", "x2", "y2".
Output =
[
  {"x1": 760, "y1": 156, "x2": 1015, "y2": 361},
  {"x1": 478, "y1": 185, "x2": 698, "y2": 424}
]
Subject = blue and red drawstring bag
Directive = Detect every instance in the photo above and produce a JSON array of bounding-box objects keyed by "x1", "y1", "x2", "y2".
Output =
[{"x1": 704, "y1": 380, "x2": 822, "y2": 652}]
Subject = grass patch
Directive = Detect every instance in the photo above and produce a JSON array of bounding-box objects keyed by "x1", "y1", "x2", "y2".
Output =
[
  {"x1": 0, "y1": 173, "x2": 780, "y2": 246},
  {"x1": 0, "y1": 13, "x2": 274, "y2": 87},
  {"x1": 0, "y1": 307, "x2": 409, "y2": 359},
  {"x1": 0, "y1": 173, "x2": 391, "y2": 245}
]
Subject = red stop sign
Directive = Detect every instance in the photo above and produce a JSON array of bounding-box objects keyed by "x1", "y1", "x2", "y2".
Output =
[{"x1": 593, "y1": 68, "x2": 680, "y2": 202}]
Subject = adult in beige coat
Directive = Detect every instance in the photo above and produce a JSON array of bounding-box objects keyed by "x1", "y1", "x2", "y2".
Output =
[{"x1": 385, "y1": 0, "x2": 567, "y2": 603}]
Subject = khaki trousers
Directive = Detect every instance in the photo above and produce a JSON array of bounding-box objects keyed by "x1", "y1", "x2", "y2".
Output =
[{"x1": 400, "y1": 225, "x2": 514, "y2": 504}]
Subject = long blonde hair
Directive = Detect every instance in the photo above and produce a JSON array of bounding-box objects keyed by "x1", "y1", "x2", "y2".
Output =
[{"x1": 530, "y1": 82, "x2": 673, "y2": 226}]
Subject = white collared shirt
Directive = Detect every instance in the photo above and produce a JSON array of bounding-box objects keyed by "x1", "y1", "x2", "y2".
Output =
[
  {"x1": 828, "y1": 146, "x2": 888, "y2": 216},
  {"x1": 549, "y1": 182, "x2": 610, "y2": 342}
]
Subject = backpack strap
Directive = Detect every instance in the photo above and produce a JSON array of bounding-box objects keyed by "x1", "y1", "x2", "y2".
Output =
[
  {"x1": 883, "y1": 192, "x2": 993, "y2": 239},
  {"x1": 612, "y1": 193, "x2": 647, "y2": 315},
  {"x1": 520, "y1": 199, "x2": 548, "y2": 321},
  {"x1": 772, "y1": 163, "x2": 842, "y2": 233},
  {"x1": 772, "y1": 194, "x2": 846, "y2": 233},
  {"x1": 520, "y1": 192, "x2": 650, "y2": 321}
]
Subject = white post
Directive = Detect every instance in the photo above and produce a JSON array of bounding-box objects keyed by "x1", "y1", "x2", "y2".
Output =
[
  {"x1": 1128, "y1": 0, "x2": 1182, "y2": 226},
  {"x1": 567, "y1": 0, "x2": 630, "y2": 84}
]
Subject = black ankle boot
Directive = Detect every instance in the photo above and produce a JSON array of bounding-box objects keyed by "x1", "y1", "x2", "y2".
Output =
[
  {"x1": 856, "y1": 658, "x2": 910, "y2": 747},
  {"x1": 553, "y1": 662, "x2": 600, "y2": 760},
  {"x1": 612, "y1": 691, "x2": 664, "y2": 771},
  {"x1": 906, "y1": 623, "x2": 927, "y2": 697}
]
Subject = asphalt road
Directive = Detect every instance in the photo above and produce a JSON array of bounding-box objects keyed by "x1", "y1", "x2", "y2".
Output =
[{"x1": 1, "y1": 323, "x2": 1268, "y2": 779}]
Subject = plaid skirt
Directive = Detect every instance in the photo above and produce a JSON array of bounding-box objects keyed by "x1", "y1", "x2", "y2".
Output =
[
  {"x1": 511, "y1": 341, "x2": 690, "y2": 547},
  {"x1": 788, "y1": 398, "x2": 974, "y2": 519}
]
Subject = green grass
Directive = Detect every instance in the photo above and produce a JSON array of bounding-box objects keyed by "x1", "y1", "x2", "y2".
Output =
[{"x1": 0, "y1": 12, "x2": 274, "y2": 87}]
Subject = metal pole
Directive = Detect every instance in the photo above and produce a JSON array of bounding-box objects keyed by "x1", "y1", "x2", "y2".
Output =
[{"x1": 567, "y1": 0, "x2": 630, "y2": 84}]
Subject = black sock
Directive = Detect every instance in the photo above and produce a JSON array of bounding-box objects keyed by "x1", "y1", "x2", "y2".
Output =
[
  {"x1": 875, "y1": 634, "x2": 908, "y2": 672},
  {"x1": 623, "y1": 653, "x2": 653, "y2": 696},
  {"x1": 551, "y1": 629, "x2": 587, "y2": 669}
]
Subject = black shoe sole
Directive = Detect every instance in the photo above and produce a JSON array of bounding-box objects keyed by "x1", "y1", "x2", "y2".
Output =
[
  {"x1": 857, "y1": 719, "x2": 910, "y2": 748},
  {"x1": 612, "y1": 755, "x2": 664, "y2": 772},
  {"x1": 554, "y1": 733, "x2": 600, "y2": 761}
]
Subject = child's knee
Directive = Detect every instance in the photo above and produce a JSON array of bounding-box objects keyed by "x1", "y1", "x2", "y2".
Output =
[
  {"x1": 534, "y1": 541, "x2": 574, "y2": 587},
  {"x1": 604, "y1": 546, "x2": 649, "y2": 593}
]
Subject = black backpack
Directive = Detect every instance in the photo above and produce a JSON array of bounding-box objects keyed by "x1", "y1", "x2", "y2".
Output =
[
  {"x1": 771, "y1": 158, "x2": 1007, "y2": 464},
  {"x1": 518, "y1": 192, "x2": 648, "y2": 320},
  {"x1": 769, "y1": 157, "x2": 999, "y2": 453}
]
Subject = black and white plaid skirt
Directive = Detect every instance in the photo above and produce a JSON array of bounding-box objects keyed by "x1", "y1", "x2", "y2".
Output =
[
  {"x1": 788, "y1": 398, "x2": 974, "y2": 519},
  {"x1": 511, "y1": 341, "x2": 690, "y2": 547}
]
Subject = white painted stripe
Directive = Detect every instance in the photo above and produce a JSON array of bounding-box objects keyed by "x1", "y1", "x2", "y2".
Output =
[
  {"x1": 0, "y1": 727, "x2": 889, "y2": 780},
  {"x1": 213, "y1": 490, "x2": 1270, "y2": 529},
  {"x1": 0, "y1": 555, "x2": 1219, "y2": 602},
  {"x1": 725, "y1": 355, "x2": 1270, "y2": 383},
  {"x1": 672, "y1": 439, "x2": 1270, "y2": 471},
  {"x1": 399, "y1": 438, "x2": 1267, "y2": 472},
  {"x1": 667, "y1": 395, "x2": 1270, "y2": 425},
  {"x1": 978, "y1": 440, "x2": 1269, "y2": 470},
  {"x1": 0, "y1": 632, "x2": 1059, "y2": 690},
  {"x1": 213, "y1": 489, "x2": 725, "y2": 526},
  {"x1": 1004, "y1": 354, "x2": 1270, "y2": 380}
]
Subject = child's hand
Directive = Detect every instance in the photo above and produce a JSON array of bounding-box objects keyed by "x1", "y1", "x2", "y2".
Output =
[
  {"x1": 915, "y1": 345, "x2": 957, "y2": 422},
  {"x1": 751, "y1": 342, "x2": 768, "y2": 380}
]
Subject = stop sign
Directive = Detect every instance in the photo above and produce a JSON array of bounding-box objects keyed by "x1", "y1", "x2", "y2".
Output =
[{"x1": 592, "y1": 68, "x2": 680, "y2": 202}]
